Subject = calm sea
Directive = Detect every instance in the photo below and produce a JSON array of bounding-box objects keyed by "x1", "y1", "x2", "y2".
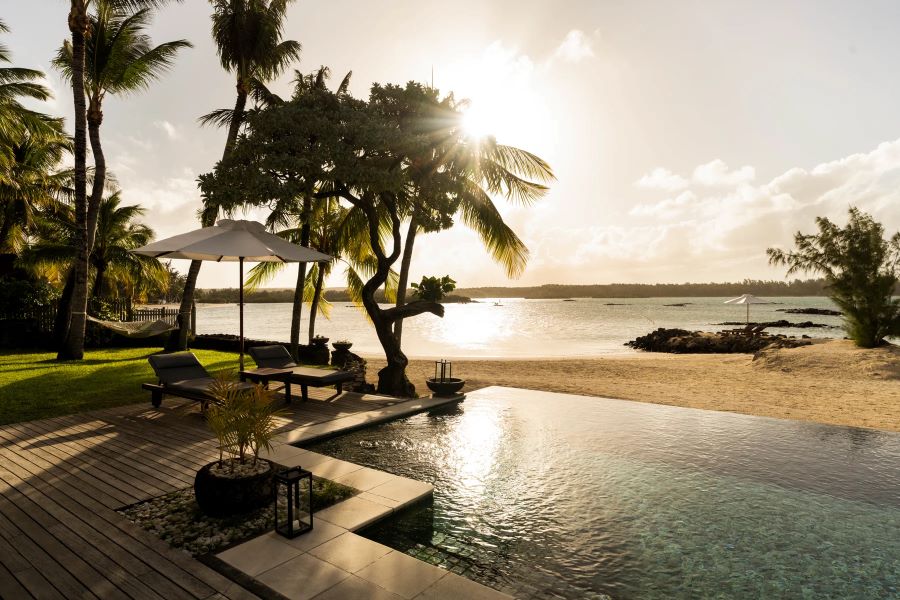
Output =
[{"x1": 191, "y1": 296, "x2": 843, "y2": 359}]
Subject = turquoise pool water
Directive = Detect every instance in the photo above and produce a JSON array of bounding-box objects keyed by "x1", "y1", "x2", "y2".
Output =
[{"x1": 305, "y1": 387, "x2": 900, "y2": 599}]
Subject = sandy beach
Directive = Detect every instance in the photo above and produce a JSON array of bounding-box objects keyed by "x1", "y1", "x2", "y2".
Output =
[{"x1": 368, "y1": 340, "x2": 900, "y2": 432}]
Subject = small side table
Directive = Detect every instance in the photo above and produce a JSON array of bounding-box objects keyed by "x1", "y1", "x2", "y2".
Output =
[{"x1": 239, "y1": 368, "x2": 294, "y2": 403}]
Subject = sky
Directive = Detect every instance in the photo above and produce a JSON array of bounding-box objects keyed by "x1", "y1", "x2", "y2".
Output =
[{"x1": 5, "y1": 0, "x2": 900, "y2": 288}]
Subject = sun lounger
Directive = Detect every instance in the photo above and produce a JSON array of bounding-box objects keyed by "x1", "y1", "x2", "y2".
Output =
[
  {"x1": 144, "y1": 352, "x2": 253, "y2": 409},
  {"x1": 243, "y1": 345, "x2": 355, "y2": 402}
]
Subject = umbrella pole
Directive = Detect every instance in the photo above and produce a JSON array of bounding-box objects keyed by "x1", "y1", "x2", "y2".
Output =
[{"x1": 239, "y1": 257, "x2": 244, "y2": 372}]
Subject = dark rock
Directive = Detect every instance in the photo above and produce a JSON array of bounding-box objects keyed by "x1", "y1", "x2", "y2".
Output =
[
  {"x1": 626, "y1": 327, "x2": 811, "y2": 354},
  {"x1": 776, "y1": 307, "x2": 842, "y2": 316},
  {"x1": 716, "y1": 320, "x2": 832, "y2": 328},
  {"x1": 331, "y1": 350, "x2": 375, "y2": 394}
]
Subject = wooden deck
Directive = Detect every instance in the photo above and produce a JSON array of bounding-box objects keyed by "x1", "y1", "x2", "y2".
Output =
[{"x1": 0, "y1": 388, "x2": 399, "y2": 599}]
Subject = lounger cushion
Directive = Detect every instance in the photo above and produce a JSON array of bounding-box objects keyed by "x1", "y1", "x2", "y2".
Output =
[
  {"x1": 148, "y1": 352, "x2": 210, "y2": 384},
  {"x1": 249, "y1": 345, "x2": 298, "y2": 369},
  {"x1": 167, "y1": 377, "x2": 254, "y2": 395}
]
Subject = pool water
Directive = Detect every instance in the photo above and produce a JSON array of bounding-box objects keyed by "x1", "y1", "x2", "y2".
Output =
[{"x1": 305, "y1": 387, "x2": 900, "y2": 599}]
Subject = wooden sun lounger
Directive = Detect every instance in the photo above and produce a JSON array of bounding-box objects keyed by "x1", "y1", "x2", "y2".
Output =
[
  {"x1": 242, "y1": 345, "x2": 355, "y2": 403},
  {"x1": 144, "y1": 352, "x2": 253, "y2": 410}
]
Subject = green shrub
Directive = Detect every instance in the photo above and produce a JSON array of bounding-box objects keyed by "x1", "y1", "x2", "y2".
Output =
[
  {"x1": 768, "y1": 207, "x2": 900, "y2": 347},
  {"x1": 206, "y1": 375, "x2": 287, "y2": 467}
]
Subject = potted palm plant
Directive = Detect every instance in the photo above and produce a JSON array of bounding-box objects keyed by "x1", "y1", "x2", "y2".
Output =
[{"x1": 194, "y1": 376, "x2": 287, "y2": 517}]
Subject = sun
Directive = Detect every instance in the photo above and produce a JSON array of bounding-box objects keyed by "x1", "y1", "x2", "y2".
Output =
[{"x1": 461, "y1": 103, "x2": 494, "y2": 139}]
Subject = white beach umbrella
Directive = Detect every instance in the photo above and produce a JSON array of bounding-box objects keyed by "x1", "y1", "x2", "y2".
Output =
[
  {"x1": 723, "y1": 293, "x2": 770, "y2": 325},
  {"x1": 133, "y1": 219, "x2": 331, "y2": 370}
]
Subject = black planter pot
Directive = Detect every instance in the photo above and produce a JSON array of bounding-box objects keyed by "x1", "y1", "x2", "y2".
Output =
[
  {"x1": 332, "y1": 342, "x2": 352, "y2": 352},
  {"x1": 425, "y1": 377, "x2": 466, "y2": 397},
  {"x1": 194, "y1": 459, "x2": 275, "y2": 517}
]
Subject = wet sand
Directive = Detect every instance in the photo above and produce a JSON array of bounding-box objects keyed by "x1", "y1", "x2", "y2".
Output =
[{"x1": 367, "y1": 340, "x2": 900, "y2": 432}]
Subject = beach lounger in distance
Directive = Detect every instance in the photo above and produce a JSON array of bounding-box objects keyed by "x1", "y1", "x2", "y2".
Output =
[
  {"x1": 242, "y1": 345, "x2": 355, "y2": 403},
  {"x1": 144, "y1": 352, "x2": 253, "y2": 409}
]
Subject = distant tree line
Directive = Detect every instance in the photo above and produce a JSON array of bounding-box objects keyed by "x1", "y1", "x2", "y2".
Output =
[
  {"x1": 456, "y1": 279, "x2": 839, "y2": 299},
  {"x1": 190, "y1": 278, "x2": 867, "y2": 304},
  {"x1": 194, "y1": 288, "x2": 472, "y2": 304}
]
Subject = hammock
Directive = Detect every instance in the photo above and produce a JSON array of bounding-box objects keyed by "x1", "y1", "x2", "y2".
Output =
[{"x1": 87, "y1": 316, "x2": 177, "y2": 339}]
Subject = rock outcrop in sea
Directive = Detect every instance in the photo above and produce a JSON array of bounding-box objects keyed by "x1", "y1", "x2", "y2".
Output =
[{"x1": 626, "y1": 328, "x2": 812, "y2": 353}]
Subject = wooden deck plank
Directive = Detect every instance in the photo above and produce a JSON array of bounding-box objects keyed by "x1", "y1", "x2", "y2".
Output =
[
  {"x1": 0, "y1": 387, "x2": 403, "y2": 600},
  {"x1": 19, "y1": 417, "x2": 196, "y2": 491},
  {"x1": 0, "y1": 446, "x2": 219, "y2": 599},
  {"x1": 5, "y1": 420, "x2": 173, "y2": 499},
  {"x1": 0, "y1": 562, "x2": 35, "y2": 600},
  {"x1": 0, "y1": 468, "x2": 168, "y2": 600}
]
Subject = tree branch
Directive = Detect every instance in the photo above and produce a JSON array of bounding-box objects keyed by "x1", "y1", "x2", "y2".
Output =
[{"x1": 380, "y1": 300, "x2": 444, "y2": 323}]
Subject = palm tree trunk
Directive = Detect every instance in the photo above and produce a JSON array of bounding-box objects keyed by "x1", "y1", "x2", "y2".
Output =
[
  {"x1": 85, "y1": 102, "x2": 106, "y2": 252},
  {"x1": 289, "y1": 196, "x2": 312, "y2": 359},
  {"x1": 223, "y1": 87, "x2": 247, "y2": 158},
  {"x1": 91, "y1": 261, "x2": 106, "y2": 299},
  {"x1": 393, "y1": 215, "x2": 418, "y2": 344},
  {"x1": 289, "y1": 262, "x2": 307, "y2": 359},
  {"x1": 168, "y1": 88, "x2": 248, "y2": 351},
  {"x1": 53, "y1": 268, "x2": 76, "y2": 345},
  {"x1": 308, "y1": 264, "x2": 325, "y2": 342},
  {"x1": 166, "y1": 259, "x2": 201, "y2": 351},
  {"x1": 58, "y1": 1, "x2": 90, "y2": 360}
]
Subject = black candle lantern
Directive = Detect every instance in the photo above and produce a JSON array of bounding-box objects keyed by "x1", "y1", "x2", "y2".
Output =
[
  {"x1": 434, "y1": 359, "x2": 452, "y2": 382},
  {"x1": 274, "y1": 466, "x2": 313, "y2": 538}
]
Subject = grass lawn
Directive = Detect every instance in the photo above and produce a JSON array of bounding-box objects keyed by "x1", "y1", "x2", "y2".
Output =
[{"x1": 0, "y1": 347, "x2": 243, "y2": 426}]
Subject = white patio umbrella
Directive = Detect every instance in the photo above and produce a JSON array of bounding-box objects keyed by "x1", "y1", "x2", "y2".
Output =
[
  {"x1": 723, "y1": 293, "x2": 770, "y2": 325},
  {"x1": 133, "y1": 219, "x2": 331, "y2": 370}
]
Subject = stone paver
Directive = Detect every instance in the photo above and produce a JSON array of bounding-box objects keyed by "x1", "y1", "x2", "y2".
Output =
[
  {"x1": 315, "y1": 495, "x2": 394, "y2": 531},
  {"x1": 313, "y1": 575, "x2": 404, "y2": 600},
  {"x1": 279, "y1": 520, "x2": 347, "y2": 553},
  {"x1": 357, "y1": 490, "x2": 404, "y2": 509},
  {"x1": 308, "y1": 531, "x2": 393, "y2": 573},
  {"x1": 217, "y1": 532, "x2": 303, "y2": 576},
  {"x1": 297, "y1": 453, "x2": 364, "y2": 480},
  {"x1": 332, "y1": 467, "x2": 396, "y2": 491},
  {"x1": 258, "y1": 444, "x2": 311, "y2": 466},
  {"x1": 355, "y1": 551, "x2": 448, "y2": 599},
  {"x1": 276, "y1": 395, "x2": 463, "y2": 446},
  {"x1": 368, "y1": 476, "x2": 433, "y2": 504},
  {"x1": 256, "y1": 553, "x2": 350, "y2": 600},
  {"x1": 415, "y1": 572, "x2": 514, "y2": 600}
]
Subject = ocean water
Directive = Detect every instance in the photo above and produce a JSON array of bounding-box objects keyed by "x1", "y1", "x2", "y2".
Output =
[
  {"x1": 306, "y1": 387, "x2": 900, "y2": 600},
  {"x1": 193, "y1": 296, "x2": 843, "y2": 358}
]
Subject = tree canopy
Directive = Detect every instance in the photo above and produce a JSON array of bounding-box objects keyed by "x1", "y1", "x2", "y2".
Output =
[{"x1": 768, "y1": 207, "x2": 900, "y2": 347}]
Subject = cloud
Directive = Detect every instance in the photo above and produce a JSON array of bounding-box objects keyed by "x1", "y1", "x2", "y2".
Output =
[
  {"x1": 611, "y1": 139, "x2": 900, "y2": 281},
  {"x1": 554, "y1": 30, "x2": 595, "y2": 62},
  {"x1": 154, "y1": 120, "x2": 180, "y2": 140},
  {"x1": 692, "y1": 159, "x2": 755, "y2": 186},
  {"x1": 635, "y1": 167, "x2": 689, "y2": 191}
]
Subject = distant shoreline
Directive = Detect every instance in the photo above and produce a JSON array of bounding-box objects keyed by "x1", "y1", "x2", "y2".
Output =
[{"x1": 191, "y1": 281, "x2": 848, "y2": 304}]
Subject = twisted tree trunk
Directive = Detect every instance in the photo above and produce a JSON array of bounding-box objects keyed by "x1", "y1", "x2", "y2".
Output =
[{"x1": 393, "y1": 215, "x2": 418, "y2": 345}]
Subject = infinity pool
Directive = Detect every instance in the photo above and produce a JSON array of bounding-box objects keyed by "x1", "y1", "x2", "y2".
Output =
[{"x1": 305, "y1": 387, "x2": 900, "y2": 599}]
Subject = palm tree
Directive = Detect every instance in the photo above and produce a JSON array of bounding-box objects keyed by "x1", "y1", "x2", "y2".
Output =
[
  {"x1": 246, "y1": 194, "x2": 373, "y2": 343},
  {"x1": 391, "y1": 84, "x2": 554, "y2": 344},
  {"x1": 0, "y1": 20, "x2": 60, "y2": 149},
  {"x1": 58, "y1": 0, "x2": 183, "y2": 360},
  {"x1": 26, "y1": 192, "x2": 167, "y2": 300},
  {"x1": 0, "y1": 126, "x2": 73, "y2": 253},
  {"x1": 196, "y1": 65, "x2": 347, "y2": 359},
  {"x1": 170, "y1": 0, "x2": 302, "y2": 352}
]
